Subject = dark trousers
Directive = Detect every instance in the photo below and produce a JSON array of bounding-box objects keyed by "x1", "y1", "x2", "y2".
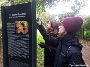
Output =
[{"x1": 44, "y1": 49, "x2": 55, "y2": 67}]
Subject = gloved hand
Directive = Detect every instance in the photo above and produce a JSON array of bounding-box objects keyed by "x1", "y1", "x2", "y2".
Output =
[
  {"x1": 38, "y1": 42, "x2": 56, "y2": 53},
  {"x1": 38, "y1": 42, "x2": 47, "y2": 48}
]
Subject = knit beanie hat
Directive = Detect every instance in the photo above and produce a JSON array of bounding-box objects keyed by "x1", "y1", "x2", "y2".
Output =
[{"x1": 61, "y1": 17, "x2": 83, "y2": 34}]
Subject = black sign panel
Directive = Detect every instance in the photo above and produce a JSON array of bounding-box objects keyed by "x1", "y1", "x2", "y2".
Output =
[{"x1": 1, "y1": 2, "x2": 36, "y2": 67}]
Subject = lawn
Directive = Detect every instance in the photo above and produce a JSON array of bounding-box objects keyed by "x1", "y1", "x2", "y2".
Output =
[{"x1": 37, "y1": 30, "x2": 45, "y2": 67}]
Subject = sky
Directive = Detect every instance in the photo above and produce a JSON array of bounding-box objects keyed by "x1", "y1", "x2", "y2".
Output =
[
  {"x1": 0, "y1": 0, "x2": 90, "y2": 16},
  {"x1": 45, "y1": 2, "x2": 73, "y2": 14},
  {"x1": 45, "y1": 0, "x2": 90, "y2": 16}
]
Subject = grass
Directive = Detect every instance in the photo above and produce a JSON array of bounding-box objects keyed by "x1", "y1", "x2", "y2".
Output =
[{"x1": 37, "y1": 30, "x2": 45, "y2": 67}]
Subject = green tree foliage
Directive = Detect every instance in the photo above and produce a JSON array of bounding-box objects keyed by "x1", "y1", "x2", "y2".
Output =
[
  {"x1": 37, "y1": 13, "x2": 59, "y2": 27},
  {"x1": 13, "y1": 0, "x2": 88, "y2": 15},
  {"x1": 84, "y1": 30, "x2": 90, "y2": 40},
  {"x1": 0, "y1": 0, "x2": 88, "y2": 15},
  {"x1": 81, "y1": 16, "x2": 90, "y2": 40},
  {"x1": 82, "y1": 16, "x2": 90, "y2": 30},
  {"x1": 49, "y1": 14, "x2": 57, "y2": 20},
  {"x1": 58, "y1": 12, "x2": 75, "y2": 21},
  {"x1": 14, "y1": 0, "x2": 31, "y2": 4},
  {"x1": 62, "y1": 0, "x2": 88, "y2": 14},
  {"x1": 39, "y1": 12, "x2": 50, "y2": 26},
  {"x1": 38, "y1": 0, "x2": 88, "y2": 14}
]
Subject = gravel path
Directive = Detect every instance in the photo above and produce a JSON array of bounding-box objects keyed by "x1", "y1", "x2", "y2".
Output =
[{"x1": 80, "y1": 39, "x2": 90, "y2": 67}]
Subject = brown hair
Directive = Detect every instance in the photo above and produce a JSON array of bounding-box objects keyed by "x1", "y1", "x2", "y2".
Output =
[{"x1": 46, "y1": 20, "x2": 60, "y2": 35}]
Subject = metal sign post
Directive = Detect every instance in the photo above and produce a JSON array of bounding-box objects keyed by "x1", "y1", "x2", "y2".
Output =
[
  {"x1": 32, "y1": 0, "x2": 36, "y2": 67},
  {"x1": 1, "y1": 1, "x2": 36, "y2": 67}
]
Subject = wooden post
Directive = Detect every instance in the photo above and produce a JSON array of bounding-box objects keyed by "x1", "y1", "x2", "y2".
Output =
[{"x1": 82, "y1": 28, "x2": 84, "y2": 39}]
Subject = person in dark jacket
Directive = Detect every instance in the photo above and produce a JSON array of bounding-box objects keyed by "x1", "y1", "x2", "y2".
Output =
[
  {"x1": 37, "y1": 20, "x2": 60, "y2": 67},
  {"x1": 37, "y1": 16, "x2": 86, "y2": 67}
]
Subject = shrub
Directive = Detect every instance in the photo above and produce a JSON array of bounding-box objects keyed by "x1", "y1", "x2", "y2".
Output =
[
  {"x1": 84, "y1": 30, "x2": 90, "y2": 41},
  {"x1": 37, "y1": 30, "x2": 44, "y2": 67}
]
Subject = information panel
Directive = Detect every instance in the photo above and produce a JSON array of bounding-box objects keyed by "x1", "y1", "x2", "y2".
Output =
[{"x1": 1, "y1": 2, "x2": 36, "y2": 67}]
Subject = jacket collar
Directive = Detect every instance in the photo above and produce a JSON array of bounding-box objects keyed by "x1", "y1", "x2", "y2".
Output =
[{"x1": 61, "y1": 34, "x2": 82, "y2": 50}]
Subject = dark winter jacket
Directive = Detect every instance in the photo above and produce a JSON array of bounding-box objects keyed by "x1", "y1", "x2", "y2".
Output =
[
  {"x1": 38, "y1": 25, "x2": 58, "y2": 52},
  {"x1": 54, "y1": 35, "x2": 86, "y2": 67},
  {"x1": 38, "y1": 25, "x2": 86, "y2": 67},
  {"x1": 38, "y1": 25, "x2": 58, "y2": 67}
]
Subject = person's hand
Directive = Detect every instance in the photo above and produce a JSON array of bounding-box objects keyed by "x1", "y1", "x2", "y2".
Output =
[
  {"x1": 38, "y1": 42, "x2": 46, "y2": 48},
  {"x1": 37, "y1": 21, "x2": 42, "y2": 25}
]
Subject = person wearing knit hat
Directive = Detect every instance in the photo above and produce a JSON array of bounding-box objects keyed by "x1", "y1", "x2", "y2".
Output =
[
  {"x1": 62, "y1": 17, "x2": 83, "y2": 34},
  {"x1": 37, "y1": 17, "x2": 86, "y2": 67},
  {"x1": 58, "y1": 17, "x2": 83, "y2": 38},
  {"x1": 55, "y1": 16, "x2": 86, "y2": 67}
]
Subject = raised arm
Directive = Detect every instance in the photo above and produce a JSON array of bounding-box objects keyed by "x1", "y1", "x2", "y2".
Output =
[{"x1": 37, "y1": 21, "x2": 59, "y2": 45}]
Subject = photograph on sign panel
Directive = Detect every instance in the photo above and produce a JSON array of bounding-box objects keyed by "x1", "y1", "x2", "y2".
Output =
[{"x1": 15, "y1": 21, "x2": 29, "y2": 34}]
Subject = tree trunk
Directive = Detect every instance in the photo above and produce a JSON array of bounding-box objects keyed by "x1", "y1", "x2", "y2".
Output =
[{"x1": 82, "y1": 28, "x2": 84, "y2": 39}]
